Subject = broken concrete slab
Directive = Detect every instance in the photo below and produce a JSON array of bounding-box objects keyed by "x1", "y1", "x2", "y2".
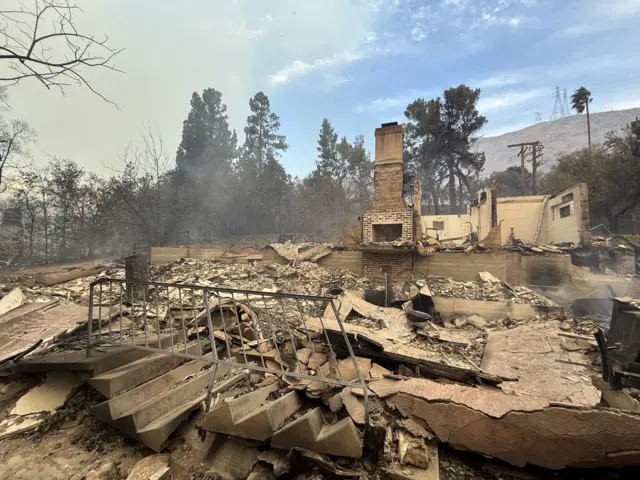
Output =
[
  {"x1": 206, "y1": 436, "x2": 259, "y2": 480},
  {"x1": 478, "y1": 271, "x2": 501, "y2": 283},
  {"x1": 34, "y1": 266, "x2": 107, "y2": 286},
  {"x1": 12, "y1": 371, "x2": 81, "y2": 415},
  {"x1": 340, "y1": 387, "x2": 366, "y2": 425},
  {"x1": 126, "y1": 455, "x2": 170, "y2": 480},
  {"x1": 386, "y1": 438, "x2": 439, "y2": 480},
  {"x1": 268, "y1": 243, "x2": 332, "y2": 264},
  {"x1": 592, "y1": 376, "x2": 640, "y2": 410},
  {"x1": 388, "y1": 377, "x2": 640, "y2": 469},
  {"x1": 0, "y1": 287, "x2": 23, "y2": 317},
  {"x1": 0, "y1": 301, "x2": 94, "y2": 364},
  {"x1": 481, "y1": 324, "x2": 600, "y2": 405}
]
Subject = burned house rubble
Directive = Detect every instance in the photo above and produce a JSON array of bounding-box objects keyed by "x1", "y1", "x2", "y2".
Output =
[{"x1": 0, "y1": 250, "x2": 640, "y2": 480}]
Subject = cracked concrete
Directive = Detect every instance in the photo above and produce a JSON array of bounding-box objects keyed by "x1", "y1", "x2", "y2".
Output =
[
  {"x1": 481, "y1": 324, "x2": 600, "y2": 406},
  {"x1": 387, "y1": 378, "x2": 640, "y2": 469}
]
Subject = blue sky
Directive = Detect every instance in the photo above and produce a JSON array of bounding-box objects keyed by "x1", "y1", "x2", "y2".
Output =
[{"x1": 5, "y1": 0, "x2": 640, "y2": 178}]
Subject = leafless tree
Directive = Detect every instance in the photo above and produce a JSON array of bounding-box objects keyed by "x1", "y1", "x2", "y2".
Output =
[
  {"x1": 0, "y1": 117, "x2": 34, "y2": 188},
  {"x1": 112, "y1": 124, "x2": 175, "y2": 245},
  {"x1": 0, "y1": 0, "x2": 123, "y2": 105}
]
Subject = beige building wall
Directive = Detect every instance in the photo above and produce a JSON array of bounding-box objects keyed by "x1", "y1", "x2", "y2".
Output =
[
  {"x1": 420, "y1": 183, "x2": 588, "y2": 246},
  {"x1": 421, "y1": 214, "x2": 470, "y2": 242},
  {"x1": 538, "y1": 183, "x2": 588, "y2": 245},
  {"x1": 497, "y1": 196, "x2": 546, "y2": 244}
]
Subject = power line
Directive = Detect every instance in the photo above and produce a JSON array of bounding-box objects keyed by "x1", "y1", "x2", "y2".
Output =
[
  {"x1": 563, "y1": 88, "x2": 571, "y2": 116},
  {"x1": 550, "y1": 86, "x2": 567, "y2": 120},
  {"x1": 535, "y1": 112, "x2": 542, "y2": 122}
]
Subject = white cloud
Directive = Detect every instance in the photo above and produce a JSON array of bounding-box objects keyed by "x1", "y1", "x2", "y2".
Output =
[
  {"x1": 356, "y1": 90, "x2": 434, "y2": 113},
  {"x1": 476, "y1": 74, "x2": 522, "y2": 88},
  {"x1": 411, "y1": 26, "x2": 427, "y2": 41},
  {"x1": 269, "y1": 50, "x2": 368, "y2": 85},
  {"x1": 479, "y1": 89, "x2": 545, "y2": 112},
  {"x1": 323, "y1": 73, "x2": 350, "y2": 88}
]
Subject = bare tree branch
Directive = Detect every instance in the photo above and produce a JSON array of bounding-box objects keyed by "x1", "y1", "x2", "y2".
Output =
[{"x1": 0, "y1": 0, "x2": 123, "y2": 106}]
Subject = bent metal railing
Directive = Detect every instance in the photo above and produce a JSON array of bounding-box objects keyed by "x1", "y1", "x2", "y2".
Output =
[{"x1": 86, "y1": 277, "x2": 369, "y2": 424}]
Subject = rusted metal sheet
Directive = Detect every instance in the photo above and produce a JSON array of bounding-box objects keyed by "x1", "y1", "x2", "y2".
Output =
[{"x1": 0, "y1": 301, "x2": 89, "y2": 364}]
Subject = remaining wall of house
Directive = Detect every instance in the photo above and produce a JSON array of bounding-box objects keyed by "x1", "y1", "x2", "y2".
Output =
[
  {"x1": 420, "y1": 183, "x2": 588, "y2": 246},
  {"x1": 149, "y1": 246, "x2": 571, "y2": 285},
  {"x1": 537, "y1": 183, "x2": 589, "y2": 245},
  {"x1": 420, "y1": 215, "x2": 470, "y2": 242},
  {"x1": 497, "y1": 195, "x2": 547, "y2": 244}
]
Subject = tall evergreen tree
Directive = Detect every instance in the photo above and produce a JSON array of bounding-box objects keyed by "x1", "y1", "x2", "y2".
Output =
[
  {"x1": 176, "y1": 88, "x2": 235, "y2": 172},
  {"x1": 236, "y1": 92, "x2": 290, "y2": 233},
  {"x1": 238, "y1": 92, "x2": 287, "y2": 175},
  {"x1": 316, "y1": 119, "x2": 344, "y2": 182}
]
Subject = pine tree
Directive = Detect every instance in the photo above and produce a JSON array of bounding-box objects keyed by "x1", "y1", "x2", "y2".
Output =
[
  {"x1": 316, "y1": 119, "x2": 343, "y2": 182},
  {"x1": 176, "y1": 88, "x2": 234, "y2": 172},
  {"x1": 236, "y1": 92, "x2": 290, "y2": 233},
  {"x1": 239, "y1": 92, "x2": 287, "y2": 176}
]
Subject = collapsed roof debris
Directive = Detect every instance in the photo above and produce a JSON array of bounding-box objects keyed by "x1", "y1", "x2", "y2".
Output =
[{"x1": 1, "y1": 256, "x2": 640, "y2": 479}]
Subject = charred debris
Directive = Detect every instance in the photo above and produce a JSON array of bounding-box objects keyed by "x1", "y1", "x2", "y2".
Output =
[{"x1": 0, "y1": 255, "x2": 639, "y2": 479}]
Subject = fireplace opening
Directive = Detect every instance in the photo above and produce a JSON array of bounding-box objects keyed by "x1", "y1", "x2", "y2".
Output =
[{"x1": 372, "y1": 223, "x2": 402, "y2": 242}]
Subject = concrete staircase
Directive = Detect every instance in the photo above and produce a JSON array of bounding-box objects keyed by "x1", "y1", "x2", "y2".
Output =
[
  {"x1": 202, "y1": 387, "x2": 363, "y2": 458},
  {"x1": 88, "y1": 341, "x2": 206, "y2": 398},
  {"x1": 202, "y1": 383, "x2": 304, "y2": 441},
  {"x1": 91, "y1": 361, "x2": 246, "y2": 451},
  {"x1": 271, "y1": 407, "x2": 363, "y2": 458},
  {"x1": 15, "y1": 335, "x2": 364, "y2": 458}
]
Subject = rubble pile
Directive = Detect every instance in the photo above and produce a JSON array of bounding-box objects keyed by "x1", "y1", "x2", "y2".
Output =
[
  {"x1": 152, "y1": 259, "x2": 372, "y2": 297},
  {"x1": 4, "y1": 256, "x2": 640, "y2": 479},
  {"x1": 424, "y1": 276, "x2": 559, "y2": 307}
]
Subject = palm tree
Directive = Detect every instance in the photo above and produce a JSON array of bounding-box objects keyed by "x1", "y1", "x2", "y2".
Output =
[{"x1": 571, "y1": 86, "x2": 593, "y2": 152}]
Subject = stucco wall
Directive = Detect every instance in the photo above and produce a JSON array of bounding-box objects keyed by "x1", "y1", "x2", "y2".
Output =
[
  {"x1": 420, "y1": 184, "x2": 588, "y2": 246},
  {"x1": 497, "y1": 196, "x2": 546, "y2": 244}
]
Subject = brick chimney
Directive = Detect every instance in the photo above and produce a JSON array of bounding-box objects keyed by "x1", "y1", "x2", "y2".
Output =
[{"x1": 361, "y1": 122, "x2": 413, "y2": 244}]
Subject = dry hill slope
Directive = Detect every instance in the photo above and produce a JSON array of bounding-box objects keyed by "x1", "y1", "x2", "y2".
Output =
[{"x1": 477, "y1": 107, "x2": 640, "y2": 174}]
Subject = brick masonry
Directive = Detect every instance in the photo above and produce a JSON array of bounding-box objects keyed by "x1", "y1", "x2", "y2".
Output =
[
  {"x1": 362, "y1": 164, "x2": 413, "y2": 243},
  {"x1": 362, "y1": 251, "x2": 413, "y2": 281},
  {"x1": 363, "y1": 210, "x2": 414, "y2": 243}
]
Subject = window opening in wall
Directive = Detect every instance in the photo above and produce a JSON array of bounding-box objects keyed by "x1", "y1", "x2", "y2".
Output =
[
  {"x1": 372, "y1": 223, "x2": 403, "y2": 242},
  {"x1": 432, "y1": 221, "x2": 444, "y2": 231},
  {"x1": 562, "y1": 193, "x2": 574, "y2": 203},
  {"x1": 560, "y1": 205, "x2": 570, "y2": 218}
]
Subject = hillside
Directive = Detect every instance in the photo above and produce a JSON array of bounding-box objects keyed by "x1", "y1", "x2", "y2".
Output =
[{"x1": 477, "y1": 107, "x2": 640, "y2": 173}]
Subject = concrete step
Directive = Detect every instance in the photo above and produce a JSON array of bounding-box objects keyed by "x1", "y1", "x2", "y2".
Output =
[
  {"x1": 137, "y1": 372, "x2": 248, "y2": 452},
  {"x1": 15, "y1": 331, "x2": 187, "y2": 375},
  {"x1": 15, "y1": 347, "x2": 150, "y2": 376},
  {"x1": 271, "y1": 407, "x2": 362, "y2": 458},
  {"x1": 92, "y1": 360, "x2": 208, "y2": 424},
  {"x1": 202, "y1": 383, "x2": 303, "y2": 441},
  {"x1": 88, "y1": 341, "x2": 206, "y2": 398},
  {"x1": 92, "y1": 362, "x2": 242, "y2": 447}
]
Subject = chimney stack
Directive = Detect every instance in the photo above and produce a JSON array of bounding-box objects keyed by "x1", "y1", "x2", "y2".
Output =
[{"x1": 375, "y1": 122, "x2": 404, "y2": 166}]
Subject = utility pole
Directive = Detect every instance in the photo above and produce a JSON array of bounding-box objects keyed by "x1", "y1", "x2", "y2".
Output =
[
  {"x1": 508, "y1": 141, "x2": 541, "y2": 196},
  {"x1": 531, "y1": 143, "x2": 544, "y2": 194}
]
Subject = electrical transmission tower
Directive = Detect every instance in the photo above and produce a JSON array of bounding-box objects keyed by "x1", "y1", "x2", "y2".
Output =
[
  {"x1": 550, "y1": 86, "x2": 566, "y2": 120},
  {"x1": 535, "y1": 112, "x2": 542, "y2": 123}
]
